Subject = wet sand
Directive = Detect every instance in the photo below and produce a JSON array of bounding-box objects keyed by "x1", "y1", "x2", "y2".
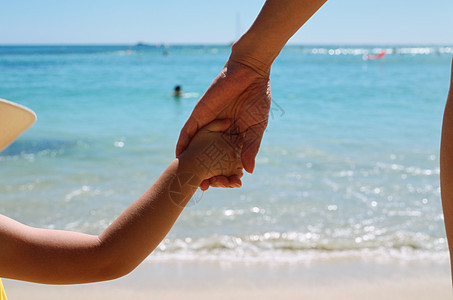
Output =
[{"x1": 3, "y1": 258, "x2": 451, "y2": 299}]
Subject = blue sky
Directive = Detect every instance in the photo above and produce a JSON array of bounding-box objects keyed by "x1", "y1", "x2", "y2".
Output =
[{"x1": 1, "y1": 0, "x2": 452, "y2": 45}]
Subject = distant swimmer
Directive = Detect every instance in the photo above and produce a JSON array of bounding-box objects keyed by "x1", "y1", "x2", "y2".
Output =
[{"x1": 173, "y1": 85, "x2": 183, "y2": 97}]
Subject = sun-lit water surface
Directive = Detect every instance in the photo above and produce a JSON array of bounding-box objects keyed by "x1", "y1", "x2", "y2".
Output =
[{"x1": 1, "y1": 45, "x2": 452, "y2": 262}]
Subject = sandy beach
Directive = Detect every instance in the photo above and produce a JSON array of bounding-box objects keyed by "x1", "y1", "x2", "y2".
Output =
[{"x1": 3, "y1": 258, "x2": 451, "y2": 300}]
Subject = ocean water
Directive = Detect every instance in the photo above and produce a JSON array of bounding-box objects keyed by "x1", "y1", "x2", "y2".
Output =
[{"x1": 1, "y1": 45, "x2": 452, "y2": 263}]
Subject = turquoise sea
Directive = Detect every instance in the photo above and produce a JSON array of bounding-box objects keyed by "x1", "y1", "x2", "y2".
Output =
[{"x1": 1, "y1": 45, "x2": 452, "y2": 263}]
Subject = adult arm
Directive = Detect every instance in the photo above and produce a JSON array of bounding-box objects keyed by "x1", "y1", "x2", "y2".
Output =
[
  {"x1": 231, "y1": 0, "x2": 328, "y2": 75},
  {"x1": 0, "y1": 120, "x2": 242, "y2": 284},
  {"x1": 441, "y1": 58, "x2": 453, "y2": 282},
  {"x1": 176, "y1": 0, "x2": 327, "y2": 189}
]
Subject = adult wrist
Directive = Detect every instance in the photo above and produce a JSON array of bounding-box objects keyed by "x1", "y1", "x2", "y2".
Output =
[{"x1": 230, "y1": 33, "x2": 279, "y2": 78}]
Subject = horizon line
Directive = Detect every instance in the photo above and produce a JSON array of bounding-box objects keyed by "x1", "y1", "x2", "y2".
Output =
[{"x1": 0, "y1": 42, "x2": 452, "y2": 47}]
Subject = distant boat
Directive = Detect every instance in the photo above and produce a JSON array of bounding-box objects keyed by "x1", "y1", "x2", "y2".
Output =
[
  {"x1": 134, "y1": 42, "x2": 151, "y2": 47},
  {"x1": 363, "y1": 50, "x2": 386, "y2": 60}
]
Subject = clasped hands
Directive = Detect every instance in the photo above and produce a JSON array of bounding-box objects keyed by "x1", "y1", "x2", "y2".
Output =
[{"x1": 176, "y1": 57, "x2": 271, "y2": 190}]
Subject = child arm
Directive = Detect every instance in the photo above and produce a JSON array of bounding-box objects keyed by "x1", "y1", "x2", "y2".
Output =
[{"x1": 0, "y1": 120, "x2": 242, "y2": 284}]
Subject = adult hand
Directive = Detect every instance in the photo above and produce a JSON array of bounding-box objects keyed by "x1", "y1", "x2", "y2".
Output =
[
  {"x1": 176, "y1": 57, "x2": 271, "y2": 190},
  {"x1": 176, "y1": 0, "x2": 327, "y2": 190}
]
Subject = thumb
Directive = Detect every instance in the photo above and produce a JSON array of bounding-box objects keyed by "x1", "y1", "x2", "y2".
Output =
[
  {"x1": 202, "y1": 119, "x2": 231, "y2": 133},
  {"x1": 176, "y1": 118, "x2": 199, "y2": 157}
]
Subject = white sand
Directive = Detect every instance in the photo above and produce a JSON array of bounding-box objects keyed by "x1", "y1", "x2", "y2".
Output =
[{"x1": 3, "y1": 258, "x2": 451, "y2": 300}]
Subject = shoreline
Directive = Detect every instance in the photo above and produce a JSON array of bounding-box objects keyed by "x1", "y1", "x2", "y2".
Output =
[{"x1": 4, "y1": 258, "x2": 451, "y2": 300}]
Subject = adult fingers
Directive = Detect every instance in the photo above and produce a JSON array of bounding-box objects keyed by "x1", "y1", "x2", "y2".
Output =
[
  {"x1": 227, "y1": 174, "x2": 242, "y2": 188},
  {"x1": 208, "y1": 175, "x2": 242, "y2": 188},
  {"x1": 209, "y1": 176, "x2": 229, "y2": 188},
  {"x1": 234, "y1": 168, "x2": 244, "y2": 179},
  {"x1": 241, "y1": 123, "x2": 266, "y2": 174},
  {"x1": 200, "y1": 179, "x2": 210, "y2": 191}
]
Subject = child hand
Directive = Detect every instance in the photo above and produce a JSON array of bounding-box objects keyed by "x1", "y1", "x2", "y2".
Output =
[{"x1": 177, "y1": 119, "x2": 244, "y2": 186}]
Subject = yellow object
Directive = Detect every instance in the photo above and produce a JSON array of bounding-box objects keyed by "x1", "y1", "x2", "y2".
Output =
[
  {"x1": 0, "y1": 98, "x2": 36, "y2": 152},
  {"x1": 0, "y1": 279, "x2": 7, "y2": 300}
]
